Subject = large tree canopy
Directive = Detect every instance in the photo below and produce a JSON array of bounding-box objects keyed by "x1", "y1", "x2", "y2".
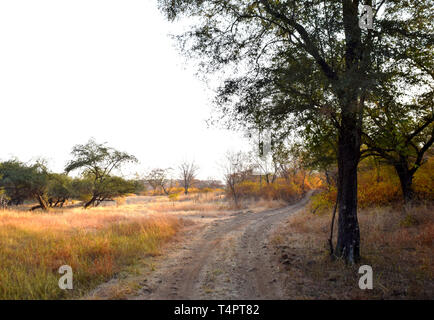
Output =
[{"x1": 158, "y1": 0, "x2": 433, "y2": 263}]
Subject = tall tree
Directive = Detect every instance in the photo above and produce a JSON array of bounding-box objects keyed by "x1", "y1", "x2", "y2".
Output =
[
  {"x1": 158, "y1": 0, "x2": 431, "y2": 263},
  {"x1": 145, "y1": 168, "x2": 173, "y2": 195}
]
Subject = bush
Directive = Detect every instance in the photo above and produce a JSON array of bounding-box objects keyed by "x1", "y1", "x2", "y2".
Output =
[
  {"x1": 309, "y1": 156, "x2": 434, "y2": 214},
  {"x1": 309, "y1": 188, "x2": 336, "y2": 214},
  {"x1": 226, "y1": 173, "x2": 317, "y2": 203},
  {"x1": 413, "y1": 156, "x2": 434, "y2": 201},
  {"x1": 168, "y1": 193, "x2": 180, "y2": 201}
]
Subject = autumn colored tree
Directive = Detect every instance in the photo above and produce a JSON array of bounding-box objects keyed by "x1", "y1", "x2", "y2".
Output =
[
  {"x1": 179, "y1": 161, "x2": 198, "y2": 195},
  {"x1": 145, "y1": 168, "x2": 173, "y2": 195}
]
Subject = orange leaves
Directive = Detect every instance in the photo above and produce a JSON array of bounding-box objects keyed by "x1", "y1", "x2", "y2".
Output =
[
  {"x1": 309, "y1": 155, "x2": 434, "y2": 214},
  {"x1": 227, "y1": 172, "x2": 317, "y2": 202}
]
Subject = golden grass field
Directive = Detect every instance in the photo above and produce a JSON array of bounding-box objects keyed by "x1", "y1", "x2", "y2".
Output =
[
  {"x1": 0, "y1": 192, "x2": 284, "y2": 300},
  {"x1": 0, "y1": 195, "x2": 194, "y2": 299}
]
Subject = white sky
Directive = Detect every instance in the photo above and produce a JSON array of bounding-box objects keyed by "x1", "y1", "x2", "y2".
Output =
[{"x1": 0, "y1": 0, "x2": 250, "y2": 180}]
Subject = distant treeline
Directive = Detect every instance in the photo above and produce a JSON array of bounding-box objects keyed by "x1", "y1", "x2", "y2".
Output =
[
  {"x1": 0, "y1": 139, "x2": 228, "y2": 210},
  {"x1": 0, "y1": 139, "x2": 141, "y2": 210}
]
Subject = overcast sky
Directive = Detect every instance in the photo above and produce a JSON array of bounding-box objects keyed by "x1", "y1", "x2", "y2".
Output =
[{"x1": 0, "y1": 0, "x2": 251, "y2": 180}]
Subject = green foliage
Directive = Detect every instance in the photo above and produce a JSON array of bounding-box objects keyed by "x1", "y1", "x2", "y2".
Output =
[
  {"x1": 309, "y1": 189, "x2": 336, "y2": 215},
  {"x1": 0, "y1": 139, "x2": 141, "y2": 209},
  {"x1": 130, "y1": 179, "x2": 145, "y2": 195},
  {"x1": 65, "y1": 139, "x2": 138, "y2": 208},
  {"x1": 0, "y1": 160, "x2": 49, "y2": 208},
  {"x1": 168, "y1": 193, "x2": 180, "y2": 201},
  {"x1": 97, "y1": 176, "x2": 136, "y2": 200},
  {"x1": 65, "y1": 138, "x2": 137, "y2": 178},
  {"x1": 47, "y1": 173, "x2": 73, "y2": 207},
  {"x1": 70, "y1": 177, "x2": 93, "y2": 202},
  {"x1": 158, "y1": 0, "x2": 432, "y2": 262}
]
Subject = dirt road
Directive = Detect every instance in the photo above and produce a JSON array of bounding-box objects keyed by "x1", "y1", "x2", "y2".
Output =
[{"x1": 131, "y1": 192, "x2": 312, "y2": 300}]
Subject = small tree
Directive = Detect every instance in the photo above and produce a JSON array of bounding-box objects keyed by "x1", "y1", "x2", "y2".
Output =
[
  {"x1": 222, "y1": 151, "x2": 251, "y2": 207},
  {"x1": 65, "y1": 139, "x2": 138, "y2": 208},
  {"x1": 145, "y1": 168, "x2": 173, "y2": 195},
  {"x1": 179, "y1": 161, "x2": 198, "y2": 195}
]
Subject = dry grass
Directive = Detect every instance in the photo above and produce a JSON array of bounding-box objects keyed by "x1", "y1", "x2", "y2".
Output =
[
  {"x1": 120, "y1": 192, "x2": 284, "y2": 215},
  {"x1": 0, "y1": 191, "x2": 267, "y2": 300},
  {"x1": 272, "y1": 203, "x2": 434, "y2": 299},
  {"x1": 0, "y1": 191, "x2": 294, "y2": 300},
  {"x1": 95, "y1": 192, "x2": 231, "y2": 214},
  {"x1": 0, "y1": 201, "x2": 184, "y2": 299}
]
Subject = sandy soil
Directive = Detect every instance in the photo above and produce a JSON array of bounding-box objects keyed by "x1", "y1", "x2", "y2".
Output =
[{"x1": 127, "y1": 192, "x2": 313, "y2": 300}]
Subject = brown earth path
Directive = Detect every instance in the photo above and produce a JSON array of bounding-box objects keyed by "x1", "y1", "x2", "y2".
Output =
[{"x1": 130, "y1": 192, "x2": 312, "y2": 300}]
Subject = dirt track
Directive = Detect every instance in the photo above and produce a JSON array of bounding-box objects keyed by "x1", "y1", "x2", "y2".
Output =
[{"x1": 131, "y1": 192, "x2": 312, "y2": 300}]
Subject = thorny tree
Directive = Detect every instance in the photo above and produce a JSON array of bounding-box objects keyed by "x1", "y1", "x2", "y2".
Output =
[{"x1": 65, "y1": 139, "x2": 138, "y2": 208}]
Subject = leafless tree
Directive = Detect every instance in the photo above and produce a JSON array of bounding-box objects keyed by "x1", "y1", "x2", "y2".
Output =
[
  {"x1": 250, "y1": 150, "x2": 280, "y2": 185},
  {"x1": 145, "y1": 168, "x2": 173, "y2": 195},
  {"x1": 222, "y1": 151, "x2": 252, "y2": 207},
  {"x1": 179, "y1": 161, "x2": 198, "y2": 195}
]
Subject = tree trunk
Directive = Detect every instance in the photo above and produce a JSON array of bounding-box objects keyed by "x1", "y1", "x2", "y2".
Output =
[
  {"x1": 335, "y1": 111, "x2": 361, "y2": 264},
  {"x1": 229, "y1": 181, "x2": 239, "y2": 208},
  {"x1": 328, "y1": 191, "x2": 339, "y2": 257},
  {"x1": 84, "y1": 195, "x2": 97, "y2": 208},
  {"x1": 394, "y1": 163, "x2": 414, "y2": 204},
  {"x1": 31, "y1": 194, "x2": 49, "y2": 211},
  {"x1": 301, "y1": 171, "x2": 306, "y2": 194},
  {"x1": 162, "y1": 185, "x2": 169, "y2": 195}
]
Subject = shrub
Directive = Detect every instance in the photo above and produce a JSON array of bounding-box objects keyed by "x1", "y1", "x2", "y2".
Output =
[
  {"x1": 309, "y1": 156, "x2": 434, "y2": 214},
  {"x1": 168, "y1": 193, "x2": 180, "y2": 201},
  {"x1": 225, "y1": 173, "x2": 317, "y2": 203},
  {"x1": 413, "y1": 156, "x2": 434, "y2": 201}
]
